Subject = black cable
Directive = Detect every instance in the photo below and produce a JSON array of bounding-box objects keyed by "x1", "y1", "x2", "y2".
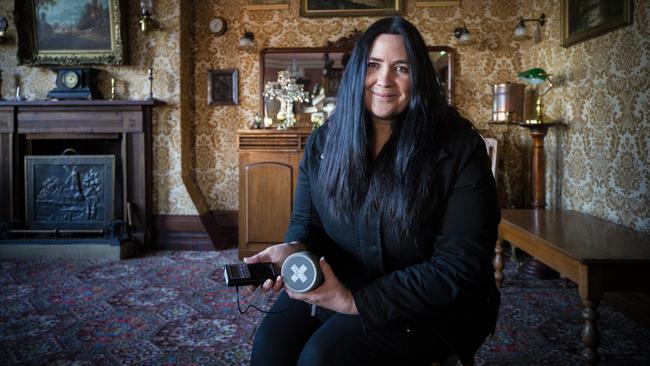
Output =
[{"x1": 235, "y1": 286, "x2": 295, "y2": 314}]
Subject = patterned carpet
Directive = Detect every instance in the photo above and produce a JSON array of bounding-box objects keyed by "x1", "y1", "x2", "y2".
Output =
[{"x1": 1, "y1": 249, "x2": 649, "y2": 365}]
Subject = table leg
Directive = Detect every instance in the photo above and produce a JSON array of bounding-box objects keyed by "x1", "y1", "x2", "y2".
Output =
[
  {"x1": 579, "y1": 265, "x2": 603, "y2": 365},
  {"x1": 494, "y1": 238, "x2": 504, "y2": 288},
  {"x1": 580, "y1": 298, "x2": 601, "y2": 365}
]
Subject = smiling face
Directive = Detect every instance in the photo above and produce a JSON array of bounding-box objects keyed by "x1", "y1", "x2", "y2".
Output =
[{"x1": 363, "y1": 34, "x2": 412, "y2": 125}]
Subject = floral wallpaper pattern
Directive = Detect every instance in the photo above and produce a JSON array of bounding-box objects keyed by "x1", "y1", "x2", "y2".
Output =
[
  {"x1": 0, "y1": 0, "x2": 196, "y2": 215},
  {"x1": 1, "y1": 0, "x2": 647, "y2": 234},
  {"x1": 522, "y1": 0, "x2": 649, "y2": 232},
  {"x1": 193, "y1": 0, "x2": 527, "y2": 211}
]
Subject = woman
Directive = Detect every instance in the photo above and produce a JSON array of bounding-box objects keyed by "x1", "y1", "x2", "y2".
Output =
[{"x1": 246, "y1": 16, "x2": 500, "y2": 365}]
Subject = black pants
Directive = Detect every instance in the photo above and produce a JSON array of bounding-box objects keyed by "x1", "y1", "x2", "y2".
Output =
[{"x1": 250, "y1": 292, "x2": 452, "y2": 366}]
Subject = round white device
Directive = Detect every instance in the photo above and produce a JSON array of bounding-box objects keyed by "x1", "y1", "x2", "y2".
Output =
[{"x1": 281, "y1": 252, "x2": 323, "y2": 293}]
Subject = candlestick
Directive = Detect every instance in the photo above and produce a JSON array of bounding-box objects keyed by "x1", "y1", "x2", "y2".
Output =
[
  {"x1": 110, "y1": 78, "x2": 116, "y2": 100},
  {"x1": 147, "y1": 67, "x2": 153, "y2": 100},
  {"x1": 14, "y1": 75, "x2": 21, "y2": 101}
]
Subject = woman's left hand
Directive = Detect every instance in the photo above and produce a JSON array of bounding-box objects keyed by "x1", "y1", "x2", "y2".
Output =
[{"x1": 285, "y1": 257, "x2": 359, "y2": 315}]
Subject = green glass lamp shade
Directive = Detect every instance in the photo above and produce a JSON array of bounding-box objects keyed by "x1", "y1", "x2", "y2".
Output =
[{"x1": 517, "y1": 67, "x2": 551, "y2": 85}]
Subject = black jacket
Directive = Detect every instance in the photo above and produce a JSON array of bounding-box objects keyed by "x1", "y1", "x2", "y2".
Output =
[{"x1": 284, "y1": 116, "x2": 500, "y2": 361}]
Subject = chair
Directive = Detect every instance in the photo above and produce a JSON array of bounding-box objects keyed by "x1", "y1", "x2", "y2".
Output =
[{"x1": 483, "y1": 137, "x2": 498, "y2": 182}]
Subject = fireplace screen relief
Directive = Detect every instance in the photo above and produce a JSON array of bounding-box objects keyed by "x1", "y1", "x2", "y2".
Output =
[{"x1": 25, "y1": 155, "x2": 115, "y2": 230}]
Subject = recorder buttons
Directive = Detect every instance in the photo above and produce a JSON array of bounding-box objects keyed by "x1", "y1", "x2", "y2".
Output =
[{"x1": 281, "y1": 251, "x2": 323, "y2": 293}]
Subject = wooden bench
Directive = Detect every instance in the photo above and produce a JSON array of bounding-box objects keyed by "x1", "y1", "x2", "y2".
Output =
[{"x1": 493, "y1": 209, "x2": 650, "y2": 366}]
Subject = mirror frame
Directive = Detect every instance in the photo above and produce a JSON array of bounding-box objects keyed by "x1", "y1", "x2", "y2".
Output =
[
  {"x1": 259, "y1": 47, "x2": 351, "y2": 117},
  {"x1": 427, "y1": 46, "x2": 455, "y2": 106},
  {"x1": 259, "y1": 45, "x2": 456, "y2": 116}
]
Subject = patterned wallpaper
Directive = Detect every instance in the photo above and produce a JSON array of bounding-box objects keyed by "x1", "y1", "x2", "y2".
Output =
[
  {"x1": 521, "y1": 0, "x2": 649, "y2": 233},
  {"x1": 193, "y1": 0, "x2": 527, "y2": 211},
  {"x1": 1, "y1": 0, "x2": 646, "y2": 234},
  {"x1": 0, "y1": 0, "x2": 196, "y2": 215}
]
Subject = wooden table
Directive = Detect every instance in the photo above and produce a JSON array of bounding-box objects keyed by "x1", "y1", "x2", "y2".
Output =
[{"x1": 493, "y1": 209, "x2": 650, "y2": 365}]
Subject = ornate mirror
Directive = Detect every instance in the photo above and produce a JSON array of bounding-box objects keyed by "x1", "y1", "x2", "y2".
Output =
[{"x1": 260, "y1": 45, "x2": 455, "y2": 125}]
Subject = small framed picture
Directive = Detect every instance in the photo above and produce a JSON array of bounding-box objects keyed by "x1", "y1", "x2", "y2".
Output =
[
  {"x1": 245, "y1": 0, "x2": 289, "y2": 11},
  {"x1": 415, "y1": 1, "x2": 460, "y2": 7},
  {"x1": 208, "y1": 69, "x2": 238, "y2": 106},
  {"x1": 562, "y1": 0, "x2": 633, "y2": 47}
]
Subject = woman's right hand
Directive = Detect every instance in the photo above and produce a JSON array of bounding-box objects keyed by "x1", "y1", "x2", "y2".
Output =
[{"x1": 243, "y1": 242, "x2": 305, "y2": 293}]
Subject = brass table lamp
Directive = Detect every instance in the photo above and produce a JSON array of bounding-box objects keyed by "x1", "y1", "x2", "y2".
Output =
[{"x1": 517, "y1": 67, "x2": 554, "y2": 124}]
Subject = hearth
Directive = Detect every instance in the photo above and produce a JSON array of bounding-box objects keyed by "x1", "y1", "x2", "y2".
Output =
[
  {"x1": 0, "y1": 100, "x2": 154, "y2": 259},
  {"x1": 25, "y1": 153, "x2": 115, "y2": 229}
]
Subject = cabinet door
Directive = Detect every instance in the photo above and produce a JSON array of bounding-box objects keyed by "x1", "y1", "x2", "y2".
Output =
[{"x1": 239, "y1": 151, "x2": 301, "y2": 259}]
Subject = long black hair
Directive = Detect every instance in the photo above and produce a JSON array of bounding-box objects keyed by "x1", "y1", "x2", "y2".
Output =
[{"x1": 318, "y1": 16, "x2": 452, "y2": 242}]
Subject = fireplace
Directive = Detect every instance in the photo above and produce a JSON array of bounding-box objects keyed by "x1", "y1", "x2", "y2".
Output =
[
  {"x1": 0, "y1": 100, "x2": 154, "y2": 259},
  {"x1": 25, "y1": 154, "x2": 115, "y2": 229}
]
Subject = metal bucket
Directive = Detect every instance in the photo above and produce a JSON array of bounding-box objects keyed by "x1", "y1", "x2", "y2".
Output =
[{"x1": 492, "y1": 82, "x2": 525, "y2": 122}]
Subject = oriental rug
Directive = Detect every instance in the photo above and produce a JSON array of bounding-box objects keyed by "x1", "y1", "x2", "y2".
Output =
[{"x1": 1, "y1": 250, "x2": 649, "y2": 365}]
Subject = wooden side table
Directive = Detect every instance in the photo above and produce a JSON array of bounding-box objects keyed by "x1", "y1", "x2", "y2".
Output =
[
  {"x1": 494, "y1": 209, "x2": 650, "y2": 365},
  {"x1": 517, "y1": 122, "x2": 562, "y2": 208},
  {"x1": 518, "y1": 122, "x2": 563, "y2": 278}
]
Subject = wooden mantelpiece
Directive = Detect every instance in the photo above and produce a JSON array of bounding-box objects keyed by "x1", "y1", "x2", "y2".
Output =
[
  {"x1": 237, "y1": 128, "x2": 312, "y2": 259},
  {"x1": 0, "y1": 100, "x2": 155, "y2": 258}
]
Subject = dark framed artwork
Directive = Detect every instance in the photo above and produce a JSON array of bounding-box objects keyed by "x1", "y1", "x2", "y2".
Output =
[
  {"x1": 415, "y1": 1, "x2": 460, "y2": 7},
  {"x1": 208, "y1": 69, "x2": 238, "y2": 106},
  {"x1": 562, "y1": 0, "x2": 633, "y2": 47},
  {"x1": 15, "y1": 0, "x2": 124, "y2": 65},
  {"x1": 245, "y1": 0, "x2": 289, "y2": 10},
  {"x1": 300, "y1": 0, "x2": 403, "y2": 18}
]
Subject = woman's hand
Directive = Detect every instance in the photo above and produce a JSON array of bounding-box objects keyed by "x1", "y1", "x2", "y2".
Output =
[
  {"x1": 286, "y1": 257, "x2": 358, "y2": 315},
  {"x1": 243, "y1": 242, "x2": 305, "y2": 293}
]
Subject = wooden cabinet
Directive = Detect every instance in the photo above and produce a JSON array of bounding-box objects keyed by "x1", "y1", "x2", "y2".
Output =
[{"x1": 238, "y1": 128, "x2": 311, "y2": 259}]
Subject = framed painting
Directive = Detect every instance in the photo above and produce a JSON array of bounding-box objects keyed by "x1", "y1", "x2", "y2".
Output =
[
  {"x1": 415, "y1": 1, "x2": 460, "y2": 7},
  {"x1": 562, "y1": 0, "x2": 633, "y2": 47},
  {"x1": 300, "y1": 0, "x2": 402, "y2": 18},
  {"x1": 208, "y1": 69, "x2": 238, "y2": 106},
  {"x1": 245, "y1": 0, "x2": 289, "y2": 11},
  {"x1": 15, "y1": 0, "x2": 124, "y2": 65}
]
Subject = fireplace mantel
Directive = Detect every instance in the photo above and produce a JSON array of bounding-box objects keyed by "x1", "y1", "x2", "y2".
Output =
[{"x1": 0, "y1": 100, "x2": 155, "y2": 258}]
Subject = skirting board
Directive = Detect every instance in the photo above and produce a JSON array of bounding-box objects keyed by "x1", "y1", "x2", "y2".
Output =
[
  {"x1": 154, "y1": 211, "x2": 238, "y2": 251},
  {"x1": 0, "y1": 241, "x2": 134, "y2": 260}
]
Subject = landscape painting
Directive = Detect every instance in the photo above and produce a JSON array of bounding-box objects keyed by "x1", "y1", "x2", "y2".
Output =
[
  {"x1": 562, "y1": 0, "x2": 633, "y2": 47},
  {"x1": 36, "y1": 0, "x2": 112, "y2": 51},
  {"x1": 16, "y1": 0, "x2": 124, "y2": 65}
]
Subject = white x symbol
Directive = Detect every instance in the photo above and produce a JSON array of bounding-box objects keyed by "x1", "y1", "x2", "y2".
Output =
[{"x1": 290, "y1": 264, "x2": 308, "y2": 283}]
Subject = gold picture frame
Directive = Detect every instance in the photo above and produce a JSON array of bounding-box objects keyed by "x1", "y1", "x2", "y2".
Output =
[
  {"x1": 562, "y1": 0, "x2": 633, "y2": 47},
  {"x1": 245, "y1": 0, "x2": 289, "y2": 11},
  {"x1": 300, "y1": 0, "x2": 403, "y2": 18},
  {"x1": 415, "y1": 1, "x2": 460, "y2": 7},
  {"x1": 16, "y1": 0, "x2": 124, "y2": 65}
]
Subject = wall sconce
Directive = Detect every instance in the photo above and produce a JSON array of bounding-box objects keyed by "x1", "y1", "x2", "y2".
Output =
[
  {"x1": 139, "y1": 0, "x2": 154, "y2": 33},
  {"x1": 453, "y1": 24, "x2": 471, "y2": 44},
  {"x1": 514, "y1": 13, "x2": 546, "y2": 42},
  {"x1": 0, "y1": 16, "x2": 8, "y2": 43},
  {"x1": 239, "y1": 31, "x2": 256, "y2": 51}
]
